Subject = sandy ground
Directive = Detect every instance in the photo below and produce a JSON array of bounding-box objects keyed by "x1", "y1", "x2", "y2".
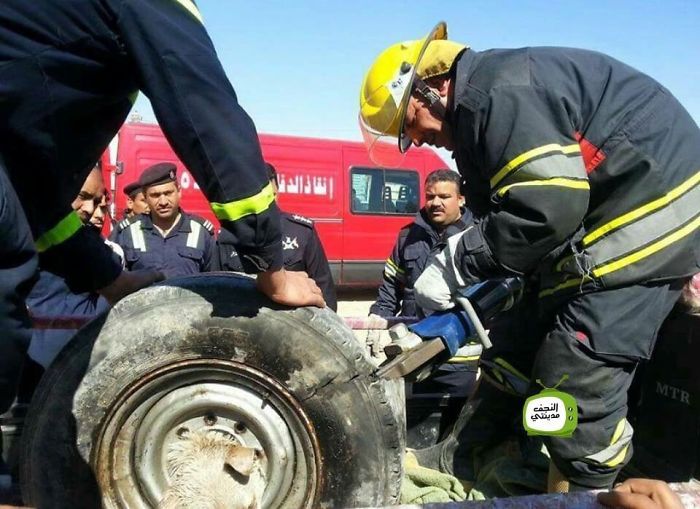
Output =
[
  {"x1": 335, "y1": 288, "x2": 377, "y2": 317},
  {"x1": 336, "y1": 288, "x2": 384, "y2": 350}
]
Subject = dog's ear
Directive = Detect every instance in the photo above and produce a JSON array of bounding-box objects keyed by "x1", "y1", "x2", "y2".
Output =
[{"x1": 225, "y1": 446, "x2": 257, "y2": 476}]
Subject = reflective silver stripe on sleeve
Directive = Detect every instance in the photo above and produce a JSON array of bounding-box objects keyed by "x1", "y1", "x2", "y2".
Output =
[
  {"x1": 383, "y1": 265, "x2": 396, "y2": 278},
  {"x1": 586, "y1": 181, "x2": 700, "y2": 268},
  {"x1": 496, "y1": 152, "x2": 587, "y2": 190},
  {"x1": 187, "y1": 220, "x2": 202, "y2": 248},
  {"x1": 128, "y1": 222, "x2": 147, "y2": 252},
  {"x1": 495, "y1": 177, "x2": 589, "y2": 198},
  {"x1": 585, "y1": 419, "x2": 633, "y2": 467},
  {"x1": 491, "y1": 143, "x2": 583, "y2": 189},
  {"x1": 171, "y1": 0, "x2": 203, "y2": 23},
  {"x1": 383, "y1": 257, "x2": 406, "y2": 283}
]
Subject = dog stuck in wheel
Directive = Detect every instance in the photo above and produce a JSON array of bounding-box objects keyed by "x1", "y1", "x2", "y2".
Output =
[{"x1": 158, "y1": 427, "x2": 267, "y2": 509}]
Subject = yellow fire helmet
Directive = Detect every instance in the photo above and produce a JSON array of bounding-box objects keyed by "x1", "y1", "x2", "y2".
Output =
[{"x1": 359, "y1": 22, "x2": 466, "y2": 166}]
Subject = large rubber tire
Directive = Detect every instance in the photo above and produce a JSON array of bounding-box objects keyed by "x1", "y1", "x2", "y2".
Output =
[{"x1": 20, "y1": 274, "x2": 404, "y2": 508}]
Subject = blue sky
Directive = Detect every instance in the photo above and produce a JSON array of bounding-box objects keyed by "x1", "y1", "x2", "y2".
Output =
[{"x1": 134, "y1": 1, "x2": 699, "y2": 165}]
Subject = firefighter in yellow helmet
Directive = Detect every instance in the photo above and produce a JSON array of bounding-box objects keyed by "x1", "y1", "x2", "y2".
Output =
[
  {"x1": 360, "y1": 23, "x2": 700, "y2": 492},
  {"x1": 359, "y1": 23, "x2": 466, "y2": 167}
]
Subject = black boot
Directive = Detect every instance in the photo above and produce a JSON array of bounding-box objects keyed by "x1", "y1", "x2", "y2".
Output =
[{"x1": 412, "y1": 380, "x2": 523, "y2": 481}]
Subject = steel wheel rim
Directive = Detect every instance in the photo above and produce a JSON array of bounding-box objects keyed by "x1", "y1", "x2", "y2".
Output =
[{"x1": 93, "y1": 359, "x2": 320, "y2": 508}]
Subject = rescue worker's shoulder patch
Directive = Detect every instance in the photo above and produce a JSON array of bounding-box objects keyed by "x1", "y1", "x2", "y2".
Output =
[
  {"x1": 117, "y1": 215, "x2": 141, "y2": 232},
  {"x1": 288, "y1": 214, "x2": 314, "y2": 228},
  {"x1": 189, "y1": 215, "x2": 215, "y2": 235}
]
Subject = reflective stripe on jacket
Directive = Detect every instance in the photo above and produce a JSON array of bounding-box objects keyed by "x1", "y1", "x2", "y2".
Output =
[
  {"x1": 370, "y1": 209, "x2": 473, "y2": 317},
  {"x1": 450, "y1": 47, "x2": 700, "y2": 296},
  {"x1": 0, "y1": 0, "x2": 281, "y2": 291}
]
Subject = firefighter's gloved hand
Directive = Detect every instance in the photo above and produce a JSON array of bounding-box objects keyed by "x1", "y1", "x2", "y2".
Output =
[
  {"x1": 414, "y1": 230, "x2": 467, "y2": 311},
  {"x1": 365, "y1": 314, "x2": 385, "y2": 359}
]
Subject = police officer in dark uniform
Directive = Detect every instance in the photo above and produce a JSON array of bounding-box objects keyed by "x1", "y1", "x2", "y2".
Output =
[
  {"x1": 122, "y1": 181, "x2": 149, "y2": 219},
  {"x1": 114, "y1": 163, "x2": 215, "y2": 278},
  {"x1": 217, "y1": 163, "x2": 337, "y2": 310},
  {"x1": 27, "y1": 167, "x2": 115, "y2": 369},
  {"x1": 276, "y1": 212, "x2": 337, "y2": 311}
]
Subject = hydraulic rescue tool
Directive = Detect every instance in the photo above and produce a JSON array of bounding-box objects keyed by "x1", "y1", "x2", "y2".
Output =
[{"x1": 377, "y1": 277, "x2": 525, "y2": 380}]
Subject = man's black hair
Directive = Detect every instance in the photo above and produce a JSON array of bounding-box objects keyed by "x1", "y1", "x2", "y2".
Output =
[{"x1": 425, "y1": 168, "x2": 461, "y2": 188}]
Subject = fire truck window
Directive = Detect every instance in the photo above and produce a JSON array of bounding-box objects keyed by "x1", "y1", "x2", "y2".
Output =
[{"x1": 350, "y1": 167, "x2": 419, "y2": 215}]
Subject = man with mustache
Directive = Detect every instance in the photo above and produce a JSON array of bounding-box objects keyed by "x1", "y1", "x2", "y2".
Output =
[
  {"x1": 370, "y1": 169, "x2": 471, "y2": 319},
  {"x1": 114, "y1": 162, "x2": 216, "y2": 278},
  {"x1": 26, "y1": 166, "x2": 120, "y2": 374},
  {"x1": 368, "y1": 169, "x2": 476, "y2": 431}
]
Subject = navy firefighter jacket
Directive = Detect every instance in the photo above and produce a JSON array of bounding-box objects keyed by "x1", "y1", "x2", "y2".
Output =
[
  {"x1": 370, "y1": 209, "x2": 472, "y2": 318},
  {"x1": 446, "y1": 47, "x2": 700, "y2": 298},
  {"x1": 0, "y1": 0, "x2": 281, "y2": 292}
]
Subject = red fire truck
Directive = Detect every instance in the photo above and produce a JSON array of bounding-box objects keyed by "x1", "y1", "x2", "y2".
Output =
[{"x1": 101, "y1": 122, "x2": 450, "y2": 286}]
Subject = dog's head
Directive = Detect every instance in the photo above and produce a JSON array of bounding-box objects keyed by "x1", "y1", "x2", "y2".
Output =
[{"x1": 159, "y1": 428, "x2": 267, "y2": 509}]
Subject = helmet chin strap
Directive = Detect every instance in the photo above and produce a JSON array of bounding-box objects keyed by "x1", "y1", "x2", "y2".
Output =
[{"x1": 412, "y1": 75, "x2": 447, "y2": 119}]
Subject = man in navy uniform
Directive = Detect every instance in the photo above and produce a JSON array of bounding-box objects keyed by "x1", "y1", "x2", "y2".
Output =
[
  {"x1": 12, "y1": 168, "x2": 122, "y2": 487},
  {"x1": 217, "y1": 163, "x2": 337, "y2": 311},
  {"x1": 122, "y1": 181, "x2": 149, "y2": 219},
  {"x1": 370, "y1": 169, "x2": 471, "y2": 318},
  {"x1": 114, "y1": 163, "x2": 215, "y2": 278},
  {"x1": 0, "y1": 0, "x2": 324, "y2": 433},
  {"x1": 368, "y1": 169, "x2": 476, "y2": 432},
  {"x1": 27, "y1": 167, "x2": 120, "y2": 368}
]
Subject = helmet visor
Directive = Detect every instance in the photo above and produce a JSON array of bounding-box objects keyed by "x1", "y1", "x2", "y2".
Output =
[{"x1": 359, "y1": 113, "x2": 408, "y2": 167}]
